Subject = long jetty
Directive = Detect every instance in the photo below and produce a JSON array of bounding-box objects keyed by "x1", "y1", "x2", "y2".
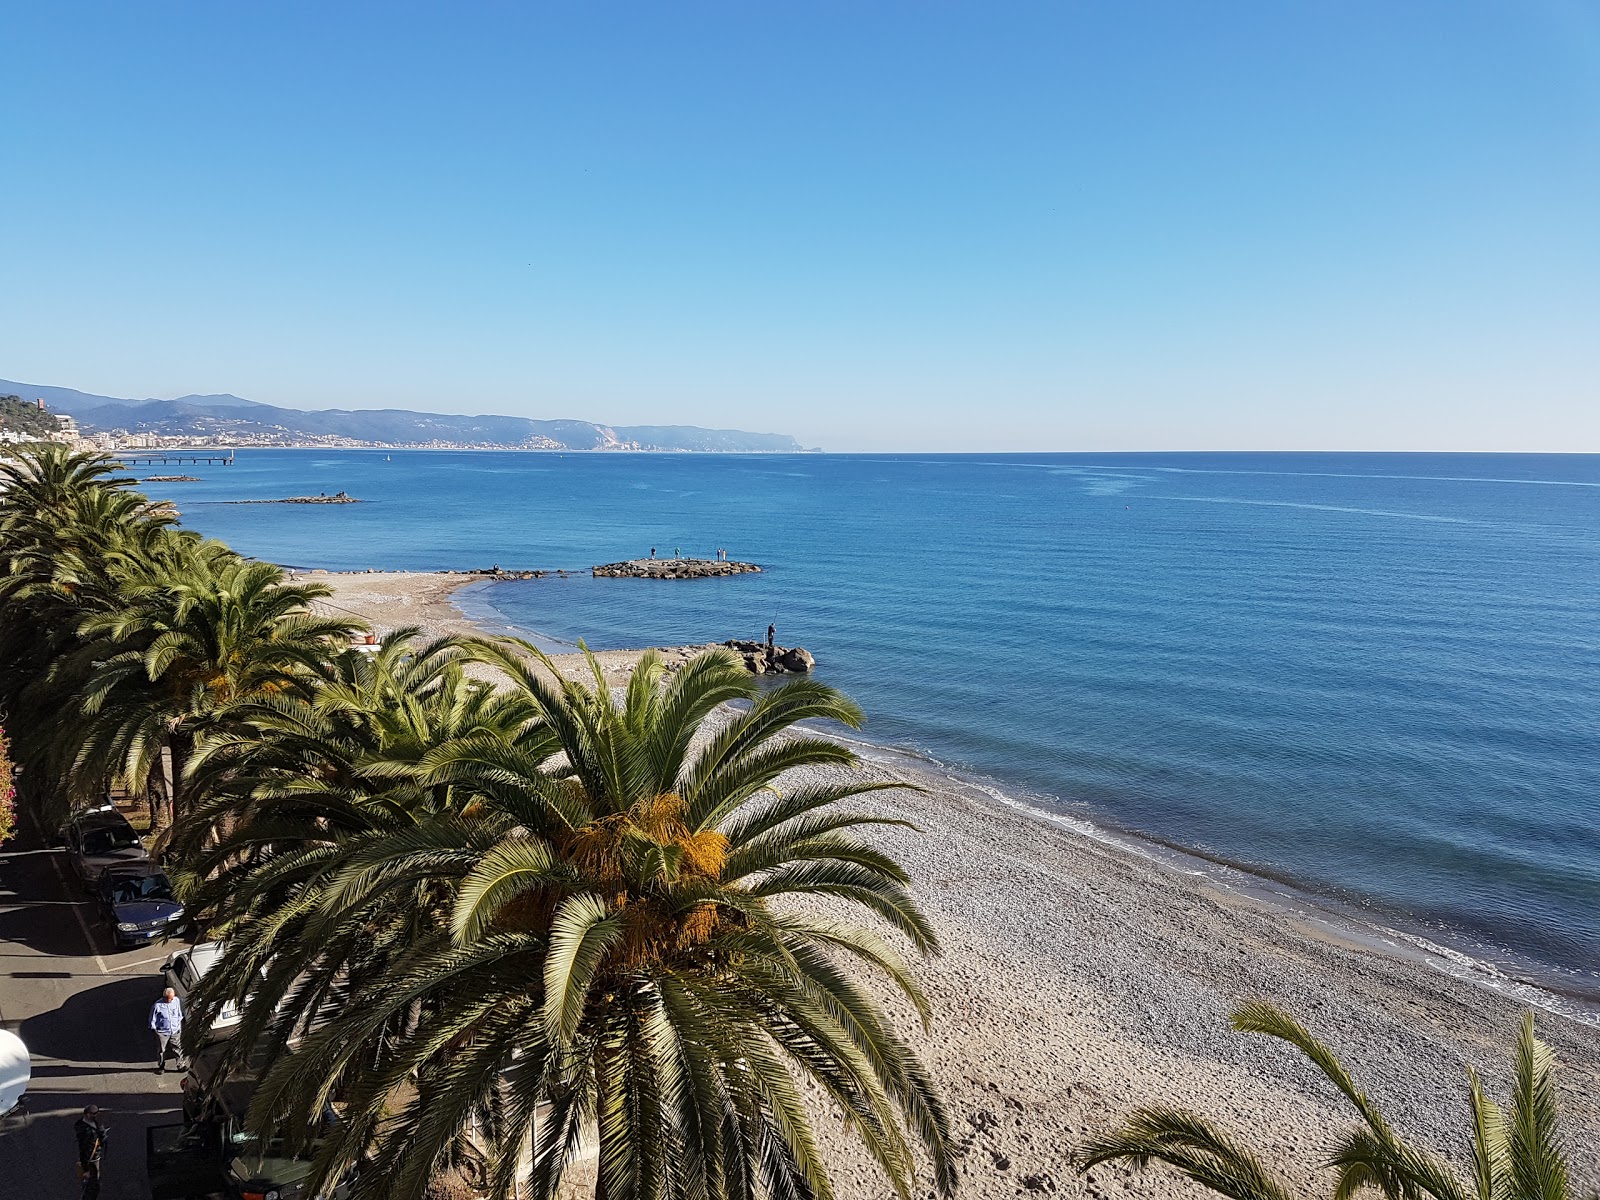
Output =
[{"x1": 117, "y1": 448, "x2": 236, "y2": 466}]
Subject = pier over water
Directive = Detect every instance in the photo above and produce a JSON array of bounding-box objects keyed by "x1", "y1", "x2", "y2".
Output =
[{"x1": 116, "y1": 448, "x2": 236, "y2": 466}]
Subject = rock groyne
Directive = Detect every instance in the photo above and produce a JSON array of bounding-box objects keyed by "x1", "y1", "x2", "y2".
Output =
[
  {"x1": 225, "y1": 491, "x2": 361, "y2": 505},
  {"x1": 592, "y1": 558, "x2": 762, "y2": 579},
  {"x1": 723, "y1": 639, "x2": 815, "y2": 674}
]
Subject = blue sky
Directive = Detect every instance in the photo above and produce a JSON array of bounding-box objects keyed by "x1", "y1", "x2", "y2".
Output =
[{"x1": 2, "y1": 2, "x2": 1597, "y2": 451}]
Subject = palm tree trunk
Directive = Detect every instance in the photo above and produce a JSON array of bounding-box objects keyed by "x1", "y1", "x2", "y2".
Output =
[
  {"x1": 152, "y1": 742, "x2": 175, "y2": 832},
  {"x1": 157, "y1": 730, "x2": 195, "y2": 831},
  {"x1": 594, "y1": 1045, "x2": 610, "y2": 1200}
]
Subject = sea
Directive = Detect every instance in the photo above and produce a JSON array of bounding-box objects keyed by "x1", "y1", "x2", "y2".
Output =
[{"x1": 138, "y1": 450, "x2": 1600, "y2": 1006}]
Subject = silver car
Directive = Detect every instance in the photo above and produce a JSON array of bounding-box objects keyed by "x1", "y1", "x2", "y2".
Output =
[{"x1": 162, "y1": 941, "x2": 243, "y2": 1041}]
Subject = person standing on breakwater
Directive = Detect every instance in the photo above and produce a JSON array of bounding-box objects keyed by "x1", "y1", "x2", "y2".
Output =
[
  {"x1": 650, "y1": 547, "x2": 656, "y2": 559},
  {"x1": 766, "y1": 623, "x2": 776, "y2": 664}
]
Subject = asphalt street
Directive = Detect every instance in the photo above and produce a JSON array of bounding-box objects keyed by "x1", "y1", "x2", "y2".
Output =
[{"x1": 0, "y1": 818, "x2": 184, "y2": 1199}]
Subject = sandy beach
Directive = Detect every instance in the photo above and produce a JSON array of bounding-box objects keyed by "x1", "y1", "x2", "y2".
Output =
[
  {"x1": 318, "y1": 570, "x2": 1600, "y2": 1199},
  {"x1": 308, "y1": 569, "x2": 714, "y2": 684}
]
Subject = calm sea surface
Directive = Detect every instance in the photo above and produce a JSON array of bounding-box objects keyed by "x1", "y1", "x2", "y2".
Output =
[{"x1": 143, "y1": 451, "x2": 1600, "y2": 995}]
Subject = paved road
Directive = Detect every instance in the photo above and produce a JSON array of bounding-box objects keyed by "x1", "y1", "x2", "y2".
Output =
[{"x1": 0, "y1": 819, "x2": 184, "y2": 1199}]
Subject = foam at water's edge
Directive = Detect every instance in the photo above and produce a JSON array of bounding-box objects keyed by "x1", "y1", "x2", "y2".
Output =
[{"x1": 827, "y1": 727, "x2": 1600, "y2": 1028}]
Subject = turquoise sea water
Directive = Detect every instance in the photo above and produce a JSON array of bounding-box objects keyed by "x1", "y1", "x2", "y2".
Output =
[{"x1": 142, "y1": 450, "x2": 1600, "y2": 997}]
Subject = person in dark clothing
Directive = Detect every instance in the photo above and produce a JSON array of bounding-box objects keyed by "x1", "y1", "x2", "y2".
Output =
[
  {"x1": 74, "y1": 1106, "x2": 108, "y2": 1199},
  {"x1": 766, "y1": 623, "x2": 776, "y2": 661}
]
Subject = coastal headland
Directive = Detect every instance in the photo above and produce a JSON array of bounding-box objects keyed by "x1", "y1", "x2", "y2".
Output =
[{"x1": 314, "y1": 569, "x2": 1600, "y2": 1200}]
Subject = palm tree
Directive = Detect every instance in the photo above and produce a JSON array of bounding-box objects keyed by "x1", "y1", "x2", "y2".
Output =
[
  {"x1": 231, "y1": 642, "x2": 954, "y2": 1200},
  {"x1": 67, "y1": 540, "x2": 359, "y2": 829},
  {"x1": 1079, "y1": 1002, "x2": 1590, "y2": 1200},
  {"x1": 0, "y1": 446, "x2": 171, "y2": 818},
  {"x1": 176, "y1": 627, "x2": 557, "y2": 1157}
]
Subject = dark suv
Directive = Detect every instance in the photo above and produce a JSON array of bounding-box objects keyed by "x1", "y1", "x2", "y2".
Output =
[{"x1": 57, "y1": 806, "x2": 150, "y2": 888}]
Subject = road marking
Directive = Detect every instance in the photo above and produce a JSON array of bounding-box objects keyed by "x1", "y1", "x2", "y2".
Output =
[
  {"x1": 26, "y1": 813, "x2": 108, "y2": 975},
  {"x1": 48, "y1": 859, "x2": 108, "y2": 975},
  {"x1": 112, "y1": 951, "x2": 175, "y2": 971}
]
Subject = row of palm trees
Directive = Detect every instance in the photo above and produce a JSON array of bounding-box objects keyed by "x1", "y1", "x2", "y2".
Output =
[
  {"x1": 0, "y1": 444, "x2": 1588, "y2": 1200},
  {"x1": 0, "y1": 445, "x2": 955, "y2": 1199}
]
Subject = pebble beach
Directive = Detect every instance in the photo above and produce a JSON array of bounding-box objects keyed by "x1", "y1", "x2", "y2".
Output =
[{"x1": 320, "y1": 570, "x2": 1600, "y2": 1199}]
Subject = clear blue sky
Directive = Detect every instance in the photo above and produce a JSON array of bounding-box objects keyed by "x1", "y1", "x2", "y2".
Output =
[{"x1": 3, "y1": 2, "x2": 1597, "y2": 451}]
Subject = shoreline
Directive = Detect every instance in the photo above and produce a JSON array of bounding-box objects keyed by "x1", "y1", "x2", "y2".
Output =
[
  {"x1": 314, "y1": 568, "x2": 1600, "y2": 1017},
  {"x1": 835, "y1": 729, "x2": 1600, "y2": 1019},
  {"x1": 313, "y1": 569, "x2": 1600, "y2": 1197}
]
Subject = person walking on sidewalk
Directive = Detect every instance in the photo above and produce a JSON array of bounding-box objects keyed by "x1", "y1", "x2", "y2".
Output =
[
  {"x1": 73, "y1": 1105, "x2": 108, "y2": 1199},
  {"x1": 150, "y1": 986, "x2": 184, "y2": 1074}
]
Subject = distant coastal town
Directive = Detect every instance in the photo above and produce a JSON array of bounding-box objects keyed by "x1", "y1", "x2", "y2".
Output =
[
  {"x1": 0, "y1": 397, "x2": 700, "y2": 453},
  {"x1": 0, "y1": 379, "x2": 816, "y2": 453}
]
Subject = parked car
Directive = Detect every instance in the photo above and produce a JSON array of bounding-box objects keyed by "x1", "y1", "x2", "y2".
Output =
[
  {"x1": 147, "y1": 1040, "x2": 352, "y2": 1200},
  {"x1": 56, "y1": 806, "x2": 150, "y2": 887},
  {"x1": 96, "y1": 864, "x2": 186, "y2": 948},
  {"x1": 163, "y1": 941, "x2": 243, "y2": 1041},
  {"x1": 0, "y1": 1028, "x2": 28, "y2": 1131}
]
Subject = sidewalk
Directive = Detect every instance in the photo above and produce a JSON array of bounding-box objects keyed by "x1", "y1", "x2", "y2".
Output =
[{"x1": 0, "y1": 821, "x2": 184, "y2": 1199}]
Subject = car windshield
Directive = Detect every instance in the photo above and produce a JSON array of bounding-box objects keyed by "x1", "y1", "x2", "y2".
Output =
[
  {"x1": 228, "y1": 1129, "x2": 321, "y2": 1165},
  {"x1": 82, "y1": 827, "x2": 140, "y2": 855},
  {"x1": 112, "y1": 874, "x2": 173, "y2": 904}
]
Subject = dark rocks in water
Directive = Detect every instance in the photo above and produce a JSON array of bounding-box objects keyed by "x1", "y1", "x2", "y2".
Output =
[
  {"x1": 140, "y1": 474, "x2": 201, "y2": 482},
  {"x1": 592, "y1": 558, "x2": 762, "y2": 579},
  {"x1": 777, "y1": 647, "x2": 816, "y2": 672},
  {"x1": 452, "y1": 567, "x2": 543, "y2": 579},
  {"x1": 722, "y1": 639, "x2": 815, "y2": 674},
  {"x1": 224, "y1": 491, "x2": 361, "y2": 505}
]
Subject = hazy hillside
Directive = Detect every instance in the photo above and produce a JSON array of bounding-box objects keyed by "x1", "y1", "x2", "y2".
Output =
[
  {"x1": 0, "y1": 394, "x2": 62, "y2": 439},
  {"x1": 0, "y1": 380, "x2": 813, "y2": 452}
]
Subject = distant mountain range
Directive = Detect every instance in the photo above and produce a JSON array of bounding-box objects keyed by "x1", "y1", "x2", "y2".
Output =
[{"x1": 0, "y1": 380, "x2": 813, "y2": 453}]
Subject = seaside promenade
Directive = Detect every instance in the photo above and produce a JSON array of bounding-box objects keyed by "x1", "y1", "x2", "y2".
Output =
[{"x1": 0, "y1": 819, "x2": 179, "y2": 1199}]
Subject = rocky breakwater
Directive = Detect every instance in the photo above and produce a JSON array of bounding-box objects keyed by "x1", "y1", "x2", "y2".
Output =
[
  {"x1": 451, "y1": 567, "x2": 567, "y2": 579},
  {"x1": 225, "y1": 491, "x2": 362, "y2": 505},
  {"x1": 592, "y1": 558, "x2": 762, "y2": 579},
  {"x1": 723, "y1": 639, "x2": 815, "y2": 675}
]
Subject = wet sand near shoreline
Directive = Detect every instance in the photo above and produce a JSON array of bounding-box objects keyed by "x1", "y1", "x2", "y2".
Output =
[{"x1": 317, "y1": 570, "x2": 1600, "y2": 1199}]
